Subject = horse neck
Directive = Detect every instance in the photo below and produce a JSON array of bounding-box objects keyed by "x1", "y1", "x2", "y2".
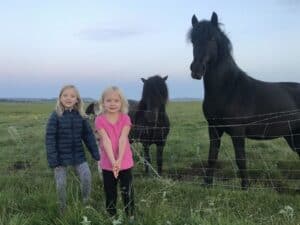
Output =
[{"x1": 203, "y1": 56, "x2": 242, "y2": 96}]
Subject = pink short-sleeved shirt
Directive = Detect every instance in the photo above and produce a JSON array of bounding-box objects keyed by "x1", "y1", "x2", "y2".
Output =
[{"x1": 95, "y1": 113, "x2": 134, "y2": 171}]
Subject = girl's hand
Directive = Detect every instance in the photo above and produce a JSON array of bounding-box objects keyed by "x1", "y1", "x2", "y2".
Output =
[
  {"x1": 113, "y1": 159, "x2": 121, "y2": 178},
  {"x1": 113, "y1": 163, "x2": 119, "y2": 178},
  {"x1": 115, "y1": 159, "x2": 121, "y2": 169}
]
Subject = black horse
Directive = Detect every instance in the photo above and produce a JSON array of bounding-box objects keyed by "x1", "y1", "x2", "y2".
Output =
[
  {"x1": 189, "y1": 12, "x2": 300, "y2": 188},
  {"x1": 86, "y1": 101, "x2": 100, "y2": 117},
  {"x1": 129, "y1": 75, "x2": 170, "y2": 175}
]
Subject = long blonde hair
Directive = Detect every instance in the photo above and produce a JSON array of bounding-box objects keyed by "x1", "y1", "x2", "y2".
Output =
[
  {"x1": 99, "y1": 86, "x2": 129, "y2": 114},
  {"x1": 55, "y1": 85, "x2": 86, "y2": 117}
]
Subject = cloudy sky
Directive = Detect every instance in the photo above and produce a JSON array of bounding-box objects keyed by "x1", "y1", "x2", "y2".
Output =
[{"x1": 0, "y1": 0, "x2": 299, "y2": 99}]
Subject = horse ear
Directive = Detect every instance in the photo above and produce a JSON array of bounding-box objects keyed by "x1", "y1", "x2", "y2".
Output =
[
  {"x1": 192, "y1": 15, "x2": 198, "y2": 27},
  {"x1": 163, "y1": 75, "x2": 168, "y2": 81},
  {"x1": 211, "y1": 12, "x2": 218, "y2": 27},
  {"x1": 141, "y1": 78, "x2": 146, "y2": 83}
]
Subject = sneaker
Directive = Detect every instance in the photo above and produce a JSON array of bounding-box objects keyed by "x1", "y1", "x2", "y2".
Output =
[
  {"x1": 129, "y1": 216, "x2": 135, "y2": 224},
  {"x1": 59, "y1": 207, "x2": 66, "y2": 216},
  {"x1": 84, "y1": 205, "x2": 93, "y2": 209},
  {"x1": 83, "y1": 198, "x2": 90, "y2": 205}
]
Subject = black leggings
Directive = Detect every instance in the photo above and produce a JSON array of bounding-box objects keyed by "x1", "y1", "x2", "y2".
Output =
[{"x1": 102, "y1": 168, "x2": 134, "y2": 216}]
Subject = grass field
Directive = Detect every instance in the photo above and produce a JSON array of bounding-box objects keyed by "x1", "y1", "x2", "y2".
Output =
[{"x1": 0, "y1": 101, "x2": 299, "y2": 225}]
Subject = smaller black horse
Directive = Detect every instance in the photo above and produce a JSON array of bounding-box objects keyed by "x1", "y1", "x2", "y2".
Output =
[{"x1": 129, "y1": 75, "x2": 170, "y2": 175}]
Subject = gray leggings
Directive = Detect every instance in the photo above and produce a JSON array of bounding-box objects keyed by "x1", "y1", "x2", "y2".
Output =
[{"x1": 54, "y1": 162, "x2": 91, "y2": 209}]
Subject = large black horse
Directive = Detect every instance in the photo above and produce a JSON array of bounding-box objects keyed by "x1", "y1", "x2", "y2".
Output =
[
  {"x1": 129, "y1": 75, "x2": 170, "y2": 175},
  {"x1": 189, "y1": 12, "x2": 300, "y2": 188}
]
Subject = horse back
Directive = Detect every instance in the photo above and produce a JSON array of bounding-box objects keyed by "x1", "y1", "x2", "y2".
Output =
[
  {"x1": 204, "y1": 74, "x2": 300, "y2": 116},
  {"x1": 203, "y1": 75, "x2": 300, "y2": 138}
]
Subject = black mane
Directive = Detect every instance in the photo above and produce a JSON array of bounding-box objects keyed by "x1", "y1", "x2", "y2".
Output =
[
  {"x1": 140, "y1": 75, "x2": 168, "y2": 108},
  {"x1": 188, "y1": 18, "x2": 232, "y2": 61}
]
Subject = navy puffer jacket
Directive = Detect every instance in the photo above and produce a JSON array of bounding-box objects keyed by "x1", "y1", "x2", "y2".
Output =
[{"x1": 45, "y1": 110, "x2": 100, "y2": 168}]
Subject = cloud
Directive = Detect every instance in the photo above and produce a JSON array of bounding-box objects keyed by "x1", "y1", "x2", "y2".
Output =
[{"x1": 76, "y1": 27, "x2": 144, "y2": 41}]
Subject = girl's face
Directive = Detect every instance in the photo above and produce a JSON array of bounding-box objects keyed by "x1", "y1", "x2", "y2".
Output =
[
  {"x1": 103, "y1": 91, "x2": 122, "y2": 114},
  {"x1": 60, "y1": 88, "x2": 78, "y2": 109}
]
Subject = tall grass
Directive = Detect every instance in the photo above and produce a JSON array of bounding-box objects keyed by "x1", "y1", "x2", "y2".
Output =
[{"x1": 0, "y1": 102, "x2": 299, "y2": 225}]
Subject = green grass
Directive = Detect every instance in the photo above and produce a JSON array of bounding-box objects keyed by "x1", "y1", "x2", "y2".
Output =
[{"x1": 0, "y1": 102, "x2": 299, "y2": 225}]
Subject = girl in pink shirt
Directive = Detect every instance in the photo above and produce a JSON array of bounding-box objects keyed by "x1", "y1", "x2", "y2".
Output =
[{"x1": 95, "y1": 86, "x2": 134, "y2": 219}]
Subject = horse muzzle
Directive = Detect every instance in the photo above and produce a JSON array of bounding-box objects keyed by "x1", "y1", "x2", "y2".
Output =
[
  {"x1": 190, "y1": 62, "x2": 206, "y2": 80},
  {"x1": 191, "y1": 72, "x2": 203, "y2": 80}
]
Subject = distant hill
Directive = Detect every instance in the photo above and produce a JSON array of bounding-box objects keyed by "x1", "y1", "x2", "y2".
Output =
[
  {"x1": 170, "y1": 97, "x2": 202, "y2": 102},
  {"x1": 0, "y1": 97, "x2": 202, "y2": 103},
  {"x1": 0, "y1": 97, "x2": 96, "y2": 103},
  {"x1": 0, "y1": 98, "x2": 55, "y2": 103}
]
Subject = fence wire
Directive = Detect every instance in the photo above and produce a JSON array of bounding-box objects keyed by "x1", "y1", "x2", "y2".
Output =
[{"x1": 1, "y1": 108, "x2": 300, "y2": 192}]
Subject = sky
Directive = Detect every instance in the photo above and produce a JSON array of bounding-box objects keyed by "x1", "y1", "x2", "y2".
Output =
[{"x1": 0, "y1": 0, "x2": 299, "y2": 99}]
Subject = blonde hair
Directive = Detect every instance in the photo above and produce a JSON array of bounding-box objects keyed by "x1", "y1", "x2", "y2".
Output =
[
  {"x1": 55, "y1": 85, "x2": 86, "y2": 117},
  {"x1": 99, "y1": 86, "x2": 129, "y2": 114}
]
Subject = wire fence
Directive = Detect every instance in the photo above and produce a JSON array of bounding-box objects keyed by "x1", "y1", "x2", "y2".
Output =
[{"x1": 1, "y1": 108, "x2": 300, "y2": 192}]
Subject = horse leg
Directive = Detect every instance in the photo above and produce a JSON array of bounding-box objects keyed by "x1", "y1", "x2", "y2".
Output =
[
  {"x1": 156, "y1": 145, "x2": 164, "y2": 175},
  {"x1": 284, "y1": 133, "x2": 300, "y2": 158},
  {"x1": 143, "y1": 145, "x2": 151, "y2": 175},
  {"x1": 204, "y1": 126, "x2": 223, "y2": 186},
  {"x1": 231, "y1": 136, "x2": 249, "y2": 189},
  {"x1": 294, "y1": 134, "x2": 300, "y2": 158}
]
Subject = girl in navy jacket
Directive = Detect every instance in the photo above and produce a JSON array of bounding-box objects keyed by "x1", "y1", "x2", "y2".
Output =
[{"x1": 45, "y1": 85, "x2": 100, "y2": 214}]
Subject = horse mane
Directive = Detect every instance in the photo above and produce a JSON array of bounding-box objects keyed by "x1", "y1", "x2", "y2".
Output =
[
  {"x1": 85, "y1": 102, "x2": 96, "y2": 115},
  {"x1": 140, "y1": 75, "x2": 169, "y2": 108},
  {"x1": 85, "y1": 101, "x2": 100, "y2": 115},
  {"x1": 188, "y1": 20, "x2": 233, "y2": 61}
]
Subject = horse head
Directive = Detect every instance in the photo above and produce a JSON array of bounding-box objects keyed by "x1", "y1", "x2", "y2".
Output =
[
  {"x1": 140, "y1": 75, "x2": 168, "y2": 123},
  {"x1": 85, "y1": 101, "x2": 100, "y2": 116},
  {"x1": 189, "y1": 12, "x2": 232, "y2": 80}
]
